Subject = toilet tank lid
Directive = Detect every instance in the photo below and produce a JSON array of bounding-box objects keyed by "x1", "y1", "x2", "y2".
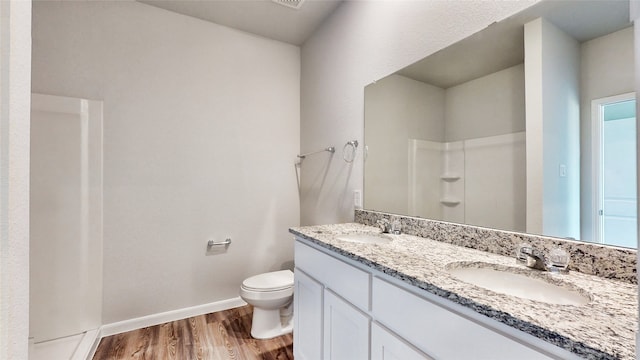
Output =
[{"x1": 242, "y1": 270, "x2": 294, "y2": 291}]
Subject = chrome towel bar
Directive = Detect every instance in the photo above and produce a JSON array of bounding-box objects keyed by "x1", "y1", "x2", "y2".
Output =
[{"x1": 297, "y1": 146, "x2": 335, "y2": 159}]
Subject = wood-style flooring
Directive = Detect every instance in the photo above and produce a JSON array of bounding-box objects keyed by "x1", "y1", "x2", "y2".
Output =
[{"x1": 93, "y1": 305, "x2": 293, "y2": 360}]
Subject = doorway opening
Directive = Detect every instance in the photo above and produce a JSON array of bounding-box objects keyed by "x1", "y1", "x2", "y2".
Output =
[{"x1": 592, "y1": 92, "x2": 636, "y2": 247}]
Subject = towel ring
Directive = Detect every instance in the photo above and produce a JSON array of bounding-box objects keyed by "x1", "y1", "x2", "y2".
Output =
[{"x1": 343, "y1": 140, "x2": 358, "y2": 163}]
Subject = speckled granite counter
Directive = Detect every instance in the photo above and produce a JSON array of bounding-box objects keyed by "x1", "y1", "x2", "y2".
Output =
[{"x1": 290, "y1": 223, "x2": 638, "y2": 360}]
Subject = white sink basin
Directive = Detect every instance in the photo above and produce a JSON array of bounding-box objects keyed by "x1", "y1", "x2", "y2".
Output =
[
  {"x1": 447, "y1": 264, "x2": 591, "y2": 306},
  {"x1": 336, "y1": 233, "x2": 393, "y2": 244}
]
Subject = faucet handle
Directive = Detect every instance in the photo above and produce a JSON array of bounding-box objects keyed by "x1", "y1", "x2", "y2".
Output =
[
  {"x1": 515, "y1": 243, "x2": 531, "y2": 263},
  {"x1": 548, "y1": 247, "x2": 570, "y2": 272},
  {"x1": 390, "y1": 218, "x2": 402, "y2": 235}
]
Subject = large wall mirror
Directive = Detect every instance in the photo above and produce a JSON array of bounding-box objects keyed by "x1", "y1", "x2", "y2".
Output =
[{"x1": 364, "y1": 0, "x2": 636, "y2": 248}]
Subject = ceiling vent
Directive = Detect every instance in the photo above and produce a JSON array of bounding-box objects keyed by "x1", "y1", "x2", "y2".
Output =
[{"x1": 272, "y1": 0, "x2": 305, "y2": 10}]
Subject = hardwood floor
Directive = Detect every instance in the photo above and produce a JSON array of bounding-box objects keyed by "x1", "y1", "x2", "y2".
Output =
[{"x1": 93, "y1": 305, "x2": 293, "y2": 360}]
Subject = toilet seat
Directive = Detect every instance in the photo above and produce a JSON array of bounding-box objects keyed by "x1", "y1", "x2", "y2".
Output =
[{"x1": 241, "y1": 270, "x2": 294, "y2": 292}]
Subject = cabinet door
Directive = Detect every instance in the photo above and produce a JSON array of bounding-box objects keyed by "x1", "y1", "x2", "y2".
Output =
[
  {"x1": 323, "y1": 290, "x2": 370, "y2": 360},
  {"x1": 371, "y1": 322, "x2": 432, "y2": 360},
  {"x1": 294, "y1": 269, "x2": 324, "y2": 360}
]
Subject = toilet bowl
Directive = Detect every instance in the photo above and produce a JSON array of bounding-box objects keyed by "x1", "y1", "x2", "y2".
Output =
[{"x1": 240, "y1": 269, "x2": 294, "y2": 339}]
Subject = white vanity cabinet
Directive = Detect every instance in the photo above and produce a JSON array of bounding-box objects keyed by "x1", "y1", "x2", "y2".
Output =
[
  {"x1": 294, "y1": 240, "x2": 372, "y2": 360},
  {"x1": 293, "y1": 238, "x2": 578, "y2": 360}
]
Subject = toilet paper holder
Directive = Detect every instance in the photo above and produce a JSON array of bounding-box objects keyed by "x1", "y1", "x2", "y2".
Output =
[{"x1": 208, "y1": 238, "x2": 232, "y2": 247}]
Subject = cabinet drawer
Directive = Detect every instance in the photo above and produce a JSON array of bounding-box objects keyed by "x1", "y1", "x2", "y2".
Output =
[
  {"x1": 295, "y1": 240, "x2": 370, "y2": 311},
  {"x1": 372, "y1": 277, "x2": 553, "y2": 360}
]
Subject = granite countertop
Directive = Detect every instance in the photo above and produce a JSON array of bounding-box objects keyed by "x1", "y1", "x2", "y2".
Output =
[{"x1": 290, "y1": 223, "x2": 638, "y2": 360}]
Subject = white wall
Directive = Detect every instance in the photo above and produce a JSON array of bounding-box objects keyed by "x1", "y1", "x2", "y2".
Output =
[
  {"x1": 300, "y1": 0, "x2": 537, "y2": 225},
  {"x1": 580, "y1": 26, "x2": 635, "y2": 241},
  {"x1": 32, "y1": 1, "x2": 300, "y2": 323},
  {"x1": 364, "y1": 74, "x2": 444, "y2": 215},
  {"x1": 525, "y1": 18, "x2": 581, "y2": 239},
  {"x1": 445, "y1": 64, "x2": 525, "y2": 142},
  {"x1": 0, "y1": 1, "x2": 31, "y2": 359}
]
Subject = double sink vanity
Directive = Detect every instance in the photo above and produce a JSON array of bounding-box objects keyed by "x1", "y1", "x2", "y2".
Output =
[{"x1": 289, "y1": 211, "x2": 637, "y2": 359}]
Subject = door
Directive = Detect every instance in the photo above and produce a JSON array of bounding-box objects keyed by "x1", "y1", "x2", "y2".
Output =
[
  {"x1": 30, "y1": 93, "x2": 103, "y2": 342},
  {"x1": 294, "y1": 269, "x2": 324, "y2": 360},
  {"x1": 323, "y1": 290, "x2": 370, "y2": 360},
  {"x1": 371, "y1": 322, "x2": 432, "y2": 360},
  {"x1": 592, "y1": 93, "x2": 637, "y2": 247}
]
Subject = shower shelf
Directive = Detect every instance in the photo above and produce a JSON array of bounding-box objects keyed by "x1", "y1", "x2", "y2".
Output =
[
  {"x1": 440, "y1": 174, "x2": 461, "y2": 181},
  {"x1": 440, "y1": 199, "x2": 461, "y2": 206}
]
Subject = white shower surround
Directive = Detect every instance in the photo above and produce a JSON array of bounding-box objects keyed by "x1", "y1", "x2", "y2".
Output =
[{"x1": 409, "y1": 132, "x2": 525, "y2": 232}]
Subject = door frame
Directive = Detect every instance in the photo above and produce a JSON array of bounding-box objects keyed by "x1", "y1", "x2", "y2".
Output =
[{"x1": 591, "y1": 91, "x2": 636, "y2": 244}]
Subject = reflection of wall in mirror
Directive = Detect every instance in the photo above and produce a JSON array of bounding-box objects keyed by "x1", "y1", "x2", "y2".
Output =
[
  {"x1": 364, "y1": 75, "x2": 444, "y2": 216},
  {"x1": 365, "y1": 64, "x2": 526, "y2": 231}
]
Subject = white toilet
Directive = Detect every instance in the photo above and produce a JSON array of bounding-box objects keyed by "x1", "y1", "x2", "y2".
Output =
[{"x1": 240, "y1": 269, "x2": 294, "y2": 339}]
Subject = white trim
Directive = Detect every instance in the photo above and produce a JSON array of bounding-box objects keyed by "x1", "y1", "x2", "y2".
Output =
[
  {"x1": 591, "y1": 92, "x2": 636, "y2": 244},
  {"x1": 99, "y1": 297, "x2": 247, "y2": 338},
  {"x1": 71, "y1": 329, "x2": 101, "y2": 360}
]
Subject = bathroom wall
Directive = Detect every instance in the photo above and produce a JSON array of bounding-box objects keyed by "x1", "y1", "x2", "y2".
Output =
[
  {"x1": 32, "y1": 1, "x2": 300, "y2": 323},
  {"x1": 445, "y1": 64, "x2": 525, "y2": 141},
  {"x1": 300, "y1": 0, "x2": 537, "y2": 225},
  {"x1": 525, "y1": 18, "x2": 581, "y2": 239},
  {"x1": 0, "y1": 1, "x2": 31, "y2": 359},
  {"x1": 580, "y1": 26, "x2": 635, "y2": 241}
]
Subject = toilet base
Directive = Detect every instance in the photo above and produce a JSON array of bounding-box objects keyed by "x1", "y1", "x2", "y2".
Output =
[{"x1": 250, "y1": 306, "x2": 293, "y2": 339}]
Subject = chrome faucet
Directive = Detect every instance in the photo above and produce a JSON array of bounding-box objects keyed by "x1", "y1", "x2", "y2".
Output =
[
  {"x1": 519, "y1": 246, "x2": 547, "y2": 271},
  {"x1": 376, "y1": 219, "x2": 390, "y2": 233}
]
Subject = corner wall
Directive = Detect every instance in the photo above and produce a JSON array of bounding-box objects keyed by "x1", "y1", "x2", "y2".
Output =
[
  {"x1": 32, "y1": 1, "x2": 300, "y2": 323},
  {"x1": 300, "y1": 0, "x2": 537, "y2": 225},
  {"x1": 525, "y1": 18, "x2": 581, "y2": 239}
]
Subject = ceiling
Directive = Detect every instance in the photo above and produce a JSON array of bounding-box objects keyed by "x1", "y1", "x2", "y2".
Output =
[{"x1": 137, "y1": 0, "x2": 343, "y2": 46}]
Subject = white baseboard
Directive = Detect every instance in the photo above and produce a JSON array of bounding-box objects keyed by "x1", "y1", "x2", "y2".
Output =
[{"x1": 100, "y1": 297, "x2": 247, "y2": 338}]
